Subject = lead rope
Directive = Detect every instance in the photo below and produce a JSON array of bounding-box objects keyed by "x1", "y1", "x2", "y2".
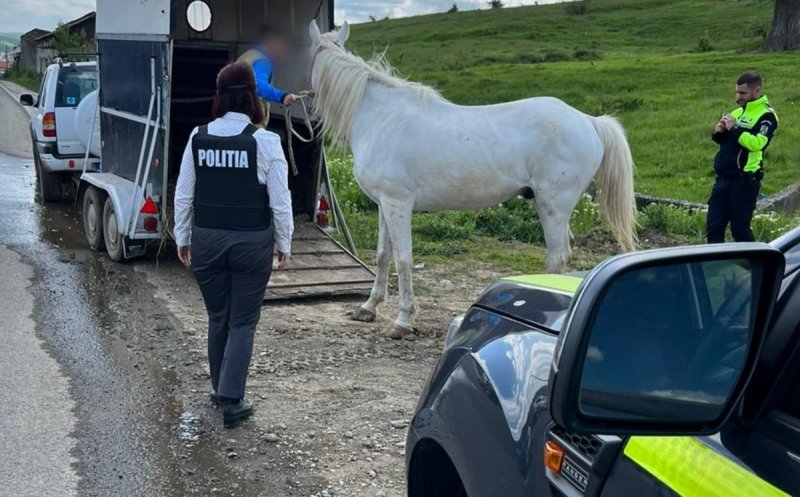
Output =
[{"x1": 284, "y1": 90, "x2": 316, "y2": 176}]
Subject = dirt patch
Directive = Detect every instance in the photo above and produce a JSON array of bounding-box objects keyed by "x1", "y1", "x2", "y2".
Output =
[{"x1": 139, "y1": 257, "x2": 500, "y2": 497}]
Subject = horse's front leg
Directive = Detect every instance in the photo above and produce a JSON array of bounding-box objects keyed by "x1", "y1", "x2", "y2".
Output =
[
  {"x1": 381, "y1": 200, "x2": 416, "y2": 339},
  {"x1": 353, "y1": 208, "x2": 392, "y2": 322}
]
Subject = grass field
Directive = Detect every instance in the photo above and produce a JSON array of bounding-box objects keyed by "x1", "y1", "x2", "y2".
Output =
[
  {"x1": 346, "y1": 0, "x2": 799, "y2": 202},
  {"x1": 326, "y1": 0, "x2": 800, "y2": 272}
]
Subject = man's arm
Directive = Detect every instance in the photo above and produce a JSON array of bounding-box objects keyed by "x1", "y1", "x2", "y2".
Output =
[
  {"x1": 735, "y1": 113, "x2": 778, "y2": 152},
  {"x1": 252, "y1": 58, "x2": 288, "y2": 105}
]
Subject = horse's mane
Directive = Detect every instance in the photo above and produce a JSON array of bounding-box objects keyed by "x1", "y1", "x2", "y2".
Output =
[{"x1": 313, "y1": 34, "x2": 443, "y2": 147}]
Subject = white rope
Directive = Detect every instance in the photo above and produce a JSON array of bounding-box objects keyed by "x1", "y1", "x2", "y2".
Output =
[{"x1": 284, "y1": 91, "x2": 316, "y2": 176}]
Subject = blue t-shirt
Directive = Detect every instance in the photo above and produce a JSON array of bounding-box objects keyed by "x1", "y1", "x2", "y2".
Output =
[{"x1": 252, "y1": 48, "x2": 287, "y2": 104}]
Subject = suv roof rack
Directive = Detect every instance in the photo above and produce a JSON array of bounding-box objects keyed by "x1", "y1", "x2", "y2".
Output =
[{"x1": 55, "y1": 52, "x2": 99, "y2": 65}]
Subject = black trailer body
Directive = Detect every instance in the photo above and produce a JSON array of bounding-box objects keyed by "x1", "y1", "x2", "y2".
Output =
[{"x1": 82, "y1": 0, "x2": 374, "y2": 298}]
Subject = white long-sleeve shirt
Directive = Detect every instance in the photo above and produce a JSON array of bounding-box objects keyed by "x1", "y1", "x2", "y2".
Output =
[{"x1": 173, "y1": 112, "x2": 294, "y2": 253}]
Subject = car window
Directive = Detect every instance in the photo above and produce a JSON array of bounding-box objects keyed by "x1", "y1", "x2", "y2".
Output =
[
  {"x1": 38, "y1": 69, "x2": 50, "y2": 108},
  {"x1": 783, "y1": 242, "x2": 800, "y2": 277},
  {"x1": 55, "y1": 66, "x2": 97, "y2": 108}
]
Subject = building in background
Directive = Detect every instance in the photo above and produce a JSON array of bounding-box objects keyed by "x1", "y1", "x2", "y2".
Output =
[
  {"x1": 18, "y1": 28, "x2": 49, "y2": 73},
  {"x1": 17, "y1": 11, "x2": 96, "y2": 74}
]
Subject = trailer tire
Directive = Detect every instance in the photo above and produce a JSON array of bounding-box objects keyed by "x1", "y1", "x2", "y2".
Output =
[
  {"x1": 34, "y1": 147, "x2": 62, "y2": 203},
  {"x1": 103, "y1": 198, "x2": 125, "y2": 262},
  {"x1": 82, "y1": 186, "x2": 105, "y2": 251}
]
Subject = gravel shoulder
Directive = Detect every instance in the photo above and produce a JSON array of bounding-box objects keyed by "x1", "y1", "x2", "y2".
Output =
[{"x1": 138, "y1": 255, "x2": 500, "y2": 497}]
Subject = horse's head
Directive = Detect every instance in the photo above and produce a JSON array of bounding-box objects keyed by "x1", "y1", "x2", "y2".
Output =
[{"x1": 308, "y1": 20, "x2": 350, "y2": 88}]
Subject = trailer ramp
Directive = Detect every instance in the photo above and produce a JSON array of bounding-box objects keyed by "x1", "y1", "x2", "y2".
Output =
[{"x1": 266, "y1": 219, "x2": 374, "y2": 300}]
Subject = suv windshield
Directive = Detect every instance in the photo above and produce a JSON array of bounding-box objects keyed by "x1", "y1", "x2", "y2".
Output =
[{"x1": 55, "y1": 65, "x2": 97, "y2": 108}]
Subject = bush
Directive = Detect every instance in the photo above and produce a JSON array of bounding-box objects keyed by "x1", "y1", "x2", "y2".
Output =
[
  {"x1": 696, "y1": 34, "x2": 714, "y2": 52},
  {"x1": 487, "y1": 0, "x2": 504, "y2": 9},
  {"x1": 515, "y1": 52, "x2": 543, "y2": 64},
  {"x1": 574, "y1": 48, "x2": 602, "y2": 60},
  {"x1": 565, "y1": 1, "x2": 589, "y2": 16},
  {"x1": 327, "y1": 156, "x2": 376, "y2": 214},
  {"x1": 448, "y1": 2, "x2": 459, "y2": 13},
  {"x1": 750, "y1": 22, "x2": 769, "y2": 40},
  {"x1": 571, "y1": 194, "x2": 602, "y2": 236},
  {"x1": 543, "y1": 51, "x2": 571, "y2": 62}
]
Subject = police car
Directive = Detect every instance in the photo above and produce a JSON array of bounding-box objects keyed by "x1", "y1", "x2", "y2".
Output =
[{"x1": 406, "y1": 228, "x2": 800, "y2": 497}]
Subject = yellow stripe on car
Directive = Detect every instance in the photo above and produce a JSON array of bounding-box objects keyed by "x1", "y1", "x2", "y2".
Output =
[
  {"x1": 625, "y1": 437, "x2": 790, "y2": 497},
  {"x1": 503, "y1": 274, "x2": 582, "y2": 294}
]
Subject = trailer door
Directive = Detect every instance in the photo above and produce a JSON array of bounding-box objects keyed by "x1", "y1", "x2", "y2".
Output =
[{"x1": 96, "y1": 0, "x2": 172, "y2": 240}]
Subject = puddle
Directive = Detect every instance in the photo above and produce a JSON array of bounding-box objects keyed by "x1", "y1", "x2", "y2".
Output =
[{"x1": 178, "y1": 411, "x2": 200, "y2": 445}]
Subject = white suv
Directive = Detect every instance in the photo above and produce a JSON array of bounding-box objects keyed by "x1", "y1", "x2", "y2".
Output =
[{"x1": 20, "y1": 60, "x2": 98, "y2": 202}]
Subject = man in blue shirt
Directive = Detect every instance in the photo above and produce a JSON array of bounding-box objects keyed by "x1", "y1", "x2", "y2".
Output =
[{"x1": 238, "y1": 25, "x2": 298, "y2": 126}]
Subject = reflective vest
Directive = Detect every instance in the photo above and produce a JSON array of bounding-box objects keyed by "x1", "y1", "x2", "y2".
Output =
[
  {"x1": 713, "y1": 95, "x2": 778, "y2": 178},
  {"x1": 191, "y1": 124, "x2": 271, "y2": 231}
]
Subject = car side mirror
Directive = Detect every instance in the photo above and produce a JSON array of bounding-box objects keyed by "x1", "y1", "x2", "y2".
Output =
[
  {"x1": 549, "y1": 243, "x2": 784, "y2": 436},
  {"x1": 20, "y1": 94, "x2": 35, "y2": 106}
]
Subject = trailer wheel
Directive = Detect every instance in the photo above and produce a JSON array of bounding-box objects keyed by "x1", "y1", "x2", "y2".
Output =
[
  {"x1": 34, "y1": 147, "x2": 62, "y2": 203},
  {"x1": 82, "y1": 186, "x2": 105, "y2": 251},
  {"x1": 103, "y1": 198, "x2": 125, "y2": 262}
]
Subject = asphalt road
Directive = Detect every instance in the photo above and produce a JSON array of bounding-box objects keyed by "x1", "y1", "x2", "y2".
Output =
[{"x1": 0, "y1": 82, "x2": 251, "y2": 496}]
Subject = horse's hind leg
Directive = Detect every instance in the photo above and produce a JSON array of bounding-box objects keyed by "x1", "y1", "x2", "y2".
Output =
[
  {"x1": 353, "y1": 208, "x2": 392, "y2": 322},
  {"x1": 534, "y1": 188, "x2": 582, "y2": 273}
]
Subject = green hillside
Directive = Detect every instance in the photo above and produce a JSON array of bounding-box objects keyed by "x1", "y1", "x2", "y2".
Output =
[
  {"x1": 347, "y1": 0, "x2": 799, "y2": 203},
  {"x1": 0, "y1": 33, "x2": 19, "y2": 47}
]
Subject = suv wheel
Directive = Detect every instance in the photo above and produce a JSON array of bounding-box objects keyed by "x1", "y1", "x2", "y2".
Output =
[
  {"x1": 83, "y1": 186, "x2": 105, "y2": 250},
  {"x1": 34, "y1": 147, "x2": 63, "y2": 203},
  {"x1": 103, "y1": 198, "x2": 125, "y2": 262}
]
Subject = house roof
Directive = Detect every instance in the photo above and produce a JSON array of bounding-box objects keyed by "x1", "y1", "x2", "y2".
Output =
[
  {"x1": 36, "y1": 11, "x2": 95, "y2": 41},
  {"x1": 21, "y1": 28, "x2": 50, "y2": 40}
]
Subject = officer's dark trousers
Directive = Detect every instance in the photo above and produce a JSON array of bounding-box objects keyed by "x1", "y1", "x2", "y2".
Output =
[
  {"x1": 191, "y1": 226, "x2": 274, "y2": 400},
  {"x1": 706, "y1": 174, "x2": 761, "y2": 244}
]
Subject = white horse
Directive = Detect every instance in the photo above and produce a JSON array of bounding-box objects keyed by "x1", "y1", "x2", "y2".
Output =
[{"x1": 308, "y1": 21, "x2": 636, "y2": 338}]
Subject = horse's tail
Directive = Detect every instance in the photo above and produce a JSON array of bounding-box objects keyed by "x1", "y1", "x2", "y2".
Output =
[{"x1": 592, "y1": 115, "x2": 637, "y2": 252}]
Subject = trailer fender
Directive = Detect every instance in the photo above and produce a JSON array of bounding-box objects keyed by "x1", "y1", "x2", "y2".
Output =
[{"x1": 79, "y1": 173, "x2": 137, "y2": 238}]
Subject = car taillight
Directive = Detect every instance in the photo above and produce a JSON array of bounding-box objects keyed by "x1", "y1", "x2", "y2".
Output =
[
  {"x1": 43, "y1": 112, "x2": 56, "y2": 138},
  {"x1": 140, "y1": 196, "x2": 160, "y2": 233}
]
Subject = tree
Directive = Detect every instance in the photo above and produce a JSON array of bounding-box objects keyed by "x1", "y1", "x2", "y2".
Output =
[
  {"x1": 488, "y1": 0, "x2": 504, "y2": 9},
  {"x1": 766, "y1": 0, "x2": 800, "y2": 51},
  {"x1": 51, "y1": 22, "x2": 91, "y2": 53},
  {"x1": 448, "y1": 2, "x2": 459, "y2": 13}
]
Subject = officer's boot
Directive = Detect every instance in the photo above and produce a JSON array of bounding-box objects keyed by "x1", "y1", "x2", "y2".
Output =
[{"x1": 223, "y1": 399, "x2": 254, "y2": 428}]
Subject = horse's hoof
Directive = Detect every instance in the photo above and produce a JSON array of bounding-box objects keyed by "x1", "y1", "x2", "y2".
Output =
[
  {"x1": 387, "y1": 324, "x2": 413, "y2": 340},
  {"x1": 352, "y1": 307, "x2": 377, "y2": 323}
]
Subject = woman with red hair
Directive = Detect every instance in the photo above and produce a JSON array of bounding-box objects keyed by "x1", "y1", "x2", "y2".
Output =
[{"x1": 174, "y1": 61, "x2": 294, "y2": 428}]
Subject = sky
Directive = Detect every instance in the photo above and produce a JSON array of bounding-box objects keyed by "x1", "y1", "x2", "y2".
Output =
[{"x1": 0, "y1": 0, "x2": 565, "y2": 36}]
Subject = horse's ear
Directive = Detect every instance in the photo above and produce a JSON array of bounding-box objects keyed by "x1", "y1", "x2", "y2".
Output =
[
  {"x1": 337, "y1": 21, "x2": 350, "y2": 45},
  {"x1": 309, "y1": 20, "x2": 321, "y2": 44}
]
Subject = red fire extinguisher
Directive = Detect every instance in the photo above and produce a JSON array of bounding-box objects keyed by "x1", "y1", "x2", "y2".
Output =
[{"x1": 316, "y1": 194, "x2": 330, "y2": 228}]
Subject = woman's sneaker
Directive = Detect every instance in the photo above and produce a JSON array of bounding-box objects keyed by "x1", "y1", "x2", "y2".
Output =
[{"x1": 223, "y1": 399, "x2": 254, "y2": 428}]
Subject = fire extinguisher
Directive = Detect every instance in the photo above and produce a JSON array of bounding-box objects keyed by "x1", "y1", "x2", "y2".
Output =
[{"x1": 316, "y1": 194, "x2": 330, "y2": 229}]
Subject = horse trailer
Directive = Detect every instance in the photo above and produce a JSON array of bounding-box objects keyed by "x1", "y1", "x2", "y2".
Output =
[{"x1": 79, "y1": 0, "x2": 373, "y2": 298}]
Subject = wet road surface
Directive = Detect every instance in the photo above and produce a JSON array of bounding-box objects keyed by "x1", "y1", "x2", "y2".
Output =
[{"x1": 0, "y1": 83, "x2": 259, "y2": 496}]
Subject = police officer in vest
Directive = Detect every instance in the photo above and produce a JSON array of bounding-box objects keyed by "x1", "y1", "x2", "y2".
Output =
[
  {"x1": 238, "y1": 25, "x2": 299, "y2": 128},
  {"x1": 174, "y1": 62, "x2": 294, "y2": 428},
  {"x1": 707, "y1": 71, "x2": 779, "y2": 244}
]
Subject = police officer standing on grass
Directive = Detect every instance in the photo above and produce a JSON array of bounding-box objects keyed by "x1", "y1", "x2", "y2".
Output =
[
  {"x1": 174, "y1": 62, "x2": 294, "y2": 429},
  {"x1": 238, "y1": 25, "x2": 299, "y2": 128},
  {"x1": 707, "y1": 71, "x2": 778, "y2": 244}
]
